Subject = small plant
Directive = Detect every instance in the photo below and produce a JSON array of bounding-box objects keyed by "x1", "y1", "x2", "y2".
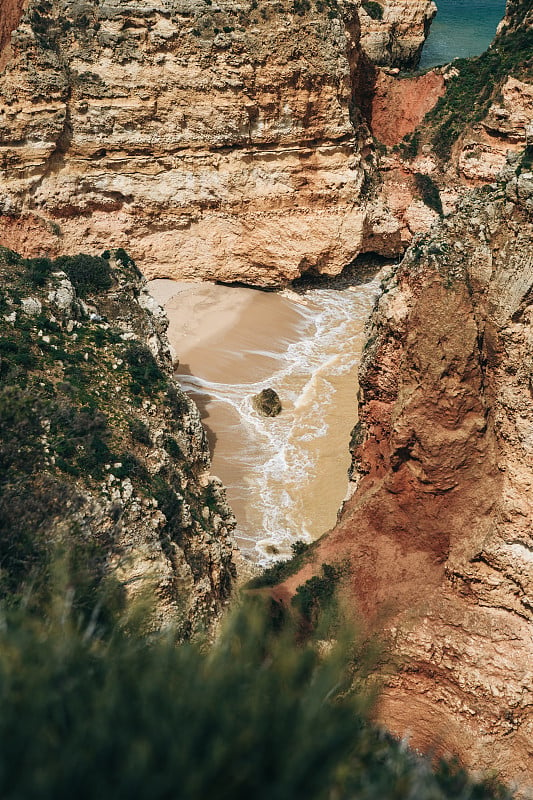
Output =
[
  {"x1": 291, "y1": 0, "x2": 311, "y2": 14},
  {"x1": 25, "y1": 257, "x2": 54, "y2": 287},
  {"x1": 291, "y1": 539, "x2": 308, "y2": 557},
  {"x1": 124, "y1": 342, "x2": 164, "y2": 395},
  {"x1": 128, "y1": 418, "x2": 152, "y2": 446},
  {"x1": 362, "y1": 0, "x2": 383, "y2": 20},
  {"x1": 164, "y1": 434, "x2": 183, "y2": 460},
  {"x1": 397, "y1": 130, "x2": 420, "y2": 160}
]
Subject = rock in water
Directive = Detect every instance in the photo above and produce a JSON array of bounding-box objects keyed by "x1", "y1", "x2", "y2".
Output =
[{"x1": 252, "y1": 389, "x2": 282, "y2": 417}]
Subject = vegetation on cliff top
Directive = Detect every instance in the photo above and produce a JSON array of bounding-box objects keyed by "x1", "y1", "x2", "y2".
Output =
[
  {"x1": 0, "y1": 590, "x2": 515, "y2": 800},
  {"x1": 426, "y1": 23, "x2": 533, "y2": 159},
  {"x1": 0, "y1": 246, "x2": 234, "y2": 626}
]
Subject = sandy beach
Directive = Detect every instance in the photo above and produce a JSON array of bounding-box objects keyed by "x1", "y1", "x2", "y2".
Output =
[{"x1": 148, "y1": 278, "x2": 378, "y2": 563}]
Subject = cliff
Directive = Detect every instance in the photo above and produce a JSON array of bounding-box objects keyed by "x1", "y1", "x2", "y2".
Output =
[
  {"x1": 0, "y1": 247, "x2": 236, "y2": 633},
  {"x1": 279, "y1": 162, "x2": 533, "y2": 790},
  {"x1": 358, "y1": 0, "x2": 436, "y2": 69},
  {"x1": 0, "y1": 0, "x2": 411, "y2": 288}
]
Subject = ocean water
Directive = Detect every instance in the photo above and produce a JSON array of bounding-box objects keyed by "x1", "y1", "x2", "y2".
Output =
[
  {"x1": 419, "y1": 0, "x2": 507, "y2": 70},
  {"x1": 175, "y1": 279, "x2": 382, "y2": 566}
]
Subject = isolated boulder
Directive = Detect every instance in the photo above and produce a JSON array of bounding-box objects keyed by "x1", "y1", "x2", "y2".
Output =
[{"x1": 252, "y1": 388, "x2": 282, "y2": 417}]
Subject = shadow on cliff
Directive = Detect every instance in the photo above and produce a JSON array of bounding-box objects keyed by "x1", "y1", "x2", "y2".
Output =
[{"x1": 175, "y1": 363, "x2": 218, "y2": 459}]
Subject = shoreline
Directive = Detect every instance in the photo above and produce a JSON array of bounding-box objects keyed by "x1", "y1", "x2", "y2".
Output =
[{"x1": 148, "y1": 277, "x2": 377, "y2": 564}]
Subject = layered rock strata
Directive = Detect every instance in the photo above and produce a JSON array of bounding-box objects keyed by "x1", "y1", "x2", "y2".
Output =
[
  {"x1": 0, "y1": 0, "x2": 407, "y2": 287},
  {"x1": 0, "y1": 248, "x2": 236, "y2": 633},
  {"x1": 358, "y1": 0, "x2": 436, "y2": 69}
]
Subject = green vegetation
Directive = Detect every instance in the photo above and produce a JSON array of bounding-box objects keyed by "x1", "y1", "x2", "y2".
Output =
[
  {"x1": 426, "y1": 26, "x2": 533, "y2": 160},
  {"x1": 414, "y1": 172, "x2": 444, "y2": 216},
  {"x1": 291, "y1": 0, "x2": 311, "y2": 14},
  {"x1": 247, "y1": 539, "x2": 313, "y2": 588},
  {"x1": 292, "y1": 562, "x2": 342, "y2": 624},
  {"x1": 396, "y1": 130, "x2": 420, "y2": 160},
  {"x1": 54, "y1": 254, "x2": 113, "y2": 297},
  {"x1": 517, "y1": 143, "x2": 533, "y2": 174},
  {"x1": 0, "y1": 594, "x2": 514, "y2": 800},
  {"x1": 362, "y1": 0, "x2": 383, "y2": 20},
  {"x1": 0, "y1": 247, "x2": 229, "y2": 616},
  {"x1": 124, "y1": 341, "x2": 165, "y2": 396}
]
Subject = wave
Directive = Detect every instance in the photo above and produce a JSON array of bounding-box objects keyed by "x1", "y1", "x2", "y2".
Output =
[{"x1": 176, "y1": 278, "x2": 381, "y2": 565}]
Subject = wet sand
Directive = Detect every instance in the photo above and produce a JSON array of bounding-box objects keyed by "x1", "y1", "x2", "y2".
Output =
[{"x1": 148, "y1": 278, "x2": 378, "y2": 564}]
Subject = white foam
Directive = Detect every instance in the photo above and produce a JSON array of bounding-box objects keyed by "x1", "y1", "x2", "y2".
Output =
[{"x1": 176, "y1": 277, "x2": 382, "y2": 565}]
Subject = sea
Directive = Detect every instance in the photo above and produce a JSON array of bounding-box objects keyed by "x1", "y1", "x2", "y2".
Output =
[{"x1": 419, "y1": 0, "x2": 508, "y2": 70}]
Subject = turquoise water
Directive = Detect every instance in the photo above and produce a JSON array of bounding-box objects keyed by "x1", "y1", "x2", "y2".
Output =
[{"x1": 419, "y1": 0, "x2": 507, "y2": 69}]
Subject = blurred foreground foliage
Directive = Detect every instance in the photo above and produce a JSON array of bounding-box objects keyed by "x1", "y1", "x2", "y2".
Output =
[{"x1": 0, "y1": 587, "x2": 514, "y2": 800}]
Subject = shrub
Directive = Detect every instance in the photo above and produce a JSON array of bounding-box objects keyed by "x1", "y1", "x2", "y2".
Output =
[
  {"x1": 54, "y1": 254, "x2": 113, "y2": 297},
  {"x1": 0, "y1": 596, "x2": 515, "y2": 800},
  {"x1": 164, "y1": 434, "x2": 184, "y2": 460},
  {"x1": 246, "y1": 542, "x2": 311, "y2": 589},
  {"x1": 291, "y1": 0, "x2": 311, "y2": 14},
  {"x1": 414, "y1": 172, "x2": 444, "y2": 216},
  {"x1": 291, "y1": 562, "x2": 342, "y2": 624},
  {"x1": 124, "y1": 342, "x2": 164, "y2": 394},
  {"x1": 25, "y1": 257, "x2": 54, "y2": 287},
  {"x1": 128, "y1": 418, "x2": 152, "y2": 446},
  {"x1": 362, "y1": 0, "x2": 383, "y2": 20}
]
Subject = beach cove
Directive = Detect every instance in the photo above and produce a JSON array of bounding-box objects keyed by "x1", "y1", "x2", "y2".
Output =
[{"x1": 149, "y1": 275, "x2": 383, "y2": 565}]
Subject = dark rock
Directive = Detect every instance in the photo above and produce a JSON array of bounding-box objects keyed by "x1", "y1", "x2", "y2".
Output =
[{"x1": 252, "y1": 388, "x2": 282, "y2": 417}]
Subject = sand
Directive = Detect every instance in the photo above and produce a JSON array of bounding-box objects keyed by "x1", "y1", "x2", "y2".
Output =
[{"x1": 147, "y1": 278, "x2": 375, "y2": 563}]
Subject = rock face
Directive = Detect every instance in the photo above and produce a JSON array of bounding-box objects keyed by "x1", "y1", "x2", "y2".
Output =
[
  {"x1": 369, "y1": 69, "x2": 445, "y2": 147},
  {"x1": 458, "y1": 77, "x2": 533, "y2": 184},
  {"x1": 0, "y1": 247, "x2": 236, "y2": 633},
  {"x1": 358, "y1": 0, "x2": 436, "y2": 69},
  {"x1": 0, "y1": 0, "x2": 408, "y2": 287},
  {"x1": 306, "y1": 171, "x2": 533, "y2": 790}
]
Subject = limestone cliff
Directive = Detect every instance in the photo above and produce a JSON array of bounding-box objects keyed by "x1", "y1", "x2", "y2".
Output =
[
  {"x1": 358, "y1": 0, "x2": 436, "y2": 69},
  {"x1": 0, "y1": 247, "x2": 236, "y2": 633},
  {"x1": 0, "y1": 0, "x2": 407, "y2": 287},
  {"x1": 283, "y1": 165, "x2": 533, "y2": 790},
  {"x1": 409, "y1": 2, "x2": 532, "y2": 182}
]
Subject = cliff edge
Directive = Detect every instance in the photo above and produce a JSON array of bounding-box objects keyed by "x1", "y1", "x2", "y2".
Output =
[
  {"x1": 0, "y1": 0, "x2": 412, "y2": 287},
  {"x1": 0, "y1": 247, "x2": 236, "y2": 633}
]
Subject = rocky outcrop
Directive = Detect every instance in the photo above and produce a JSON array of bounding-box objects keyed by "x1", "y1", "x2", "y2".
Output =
[
  {"x1": 0, "y1": 0, "x2": 407, "y2": 288},
  {"x1": 369, "y1": 69, "x2": 445, "y2": 147},
  {"x1": 458, "y1": 77, "x2": 533, "y2": 184},
  {"x1": 0, "y1": 247, "x2": 236, "y2": 633},
  {"x1": 358, "y1": 0, "x2": 436, "y2": 69},
  {"x1": 298, "y1": 170, "x2": 533, "y2": 790}
]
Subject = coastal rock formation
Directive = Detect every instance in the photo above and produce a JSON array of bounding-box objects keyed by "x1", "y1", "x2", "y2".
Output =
[
  {"x1": 294, "y1": 168, "x2": 533, "y2": 790},
  {"x1": 0, "y1": 247, "x2": 236, "y2": 633},
  {"x1": 458, "y1": 77, "x2": 533, "y2": 184},
  {"x1": 358, "y1": 0, "x2": 436, "y2": 69},
  {"x1": 252, "y1": 388, "x2": 282, "y2": 417},
  {"x1": 0, "y1": 0, "x2": 407, "y2": 287},
  {"x1": 369, "y1": 69, "x2": 445, "y2": 147}
]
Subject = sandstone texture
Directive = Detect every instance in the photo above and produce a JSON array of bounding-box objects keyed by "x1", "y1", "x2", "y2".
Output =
[
  {"x1": 0, "y1": 248, "x2": 236, "y2": 633},
  {"x1": 458, "y1": 77, "x2": 533, "y2": 184},
  {"x1": 370, "y1": 68, "x2": 445, "y2": 147},
  {"x1": 289, "y1": 172, "x2": 533, "y2": 791},
  {"x1": 0, "y1": 0, "x2": 409, "y2": 287},
  {"x1": 358, "y1": 0, "x2": 436, "y2": 69}
]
